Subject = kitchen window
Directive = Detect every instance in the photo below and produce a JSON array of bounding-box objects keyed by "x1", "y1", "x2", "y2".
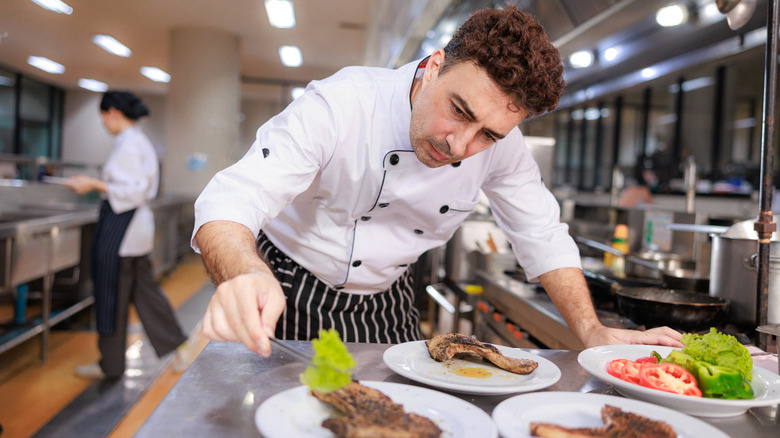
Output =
[{"x1": 0, "y1": 66, "x2": 64, "y2": 179}]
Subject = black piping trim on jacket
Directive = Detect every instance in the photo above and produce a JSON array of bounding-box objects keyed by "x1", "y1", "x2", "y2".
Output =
[{"x1": 335, "y1": 219, "x2": 360, "y2": 287}]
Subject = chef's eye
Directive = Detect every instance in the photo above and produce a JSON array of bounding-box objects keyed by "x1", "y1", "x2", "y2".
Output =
[
  {"x1": 451, "y1": 103, "x2": 465, "y2": 118},
  {"x1": 483, "y1": 131, "x2": 496, "y2": 142}
]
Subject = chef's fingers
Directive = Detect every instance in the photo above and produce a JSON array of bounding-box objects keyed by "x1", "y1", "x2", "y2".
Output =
[
  {"x1": 643, "y1": 326, "x2": 684, "y2": 347},
  {"x1": 257, "y1": 286, "x2": 286, "y2": 357},
  {"x1": 206, "y1": 278, "x2": 259, "y2": 353},
  {"x1": 201, "y1": 293, "x2": 231, "y2": 342},
  {"x1": 234, "y1": 283, "x2": 270, "y2": 357},
  {"x1": 645, "y1": 325, "x2": 683, "y2": 340},
  {"x1": 222, "y1": 282, "x2": 264, "y2": 354}
]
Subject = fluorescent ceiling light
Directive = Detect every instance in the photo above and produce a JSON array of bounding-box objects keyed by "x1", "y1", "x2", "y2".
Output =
[
  {"x1": 279, "y1": 45, "x2": 302, "y2": 67},
  {"x1": 28, "y1": 56, "x2": 64, "y2": 74},
  {"x1": 584, "y1": 108, "x2": 601, "y2": 120},
  {"x1": 265, "y1": 0, "x2": 295, "y2": 28},
  {"x1": 569, "y1": 50, "x2": 593, "y2": 69},
  {"x1": 30, "y1": 0, "x2": 72, "y2": 14},
  {"x1": 656, "y1": 4, "x2": 688, "y2": 27},
  {"x1": 78, "y1": 78, "x2": 108, "y2": 92},
  {"x1": 641, "y1": 67, "x2": 657, "y2": 79},
  {"x1": 140, "y1": 66, "x2": 170, "y2": 83},
  {"x1": 291, "y1": 87, "x2": 305, "y2": 100},
  {"x1": 92, "y1": 34, "x2": 132, "y2": 57},
  {"x1": 603, "y1": 47, "x2": 619, "y2": 62}
]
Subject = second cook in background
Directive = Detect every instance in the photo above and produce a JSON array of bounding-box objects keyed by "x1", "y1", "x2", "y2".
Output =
[
  {"x1": 192, "y1": 6, "x2": 683, "y2": 355},
  {"x1": 67, "y1": 91, "x2": 198, "y2": 379}
]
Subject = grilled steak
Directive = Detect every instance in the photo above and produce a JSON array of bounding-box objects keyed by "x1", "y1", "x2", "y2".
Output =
[
  {"x1": 601, "y1": 405, "x2": 676, "y2": 438},
  {"x1": 425, "y1": 332, "x2": 538, "y2": 375},
  {"x1": 530, "y1": 405, "x2": 676, "y2": 438},
  {"x1": 529, "y1": 424, "x2": 608, "y2": 437},
  {"x1": 311, "y1": 381, "x2": 442, "y2": 438}
]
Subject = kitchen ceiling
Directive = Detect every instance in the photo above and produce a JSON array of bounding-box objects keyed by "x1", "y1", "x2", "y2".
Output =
[
  {"x1": 0, "y1": 0, "x2": 371, "y2": 101},
  {"x1": 0, "y1": 0, "x2": 760, "y2": 105}
]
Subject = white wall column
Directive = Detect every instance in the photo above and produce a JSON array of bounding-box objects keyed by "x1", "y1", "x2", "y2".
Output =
[{"x1": 163, "y1": 28, "x2": 240, "y2": 197}]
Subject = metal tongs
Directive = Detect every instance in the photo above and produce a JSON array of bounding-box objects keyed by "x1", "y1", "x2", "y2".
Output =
[{"x1": 269, "y1": 337, "x2": 315, "y2": 367}]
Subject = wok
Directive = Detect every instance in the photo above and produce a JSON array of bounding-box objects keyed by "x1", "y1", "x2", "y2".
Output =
[
  {"x1": 615, "y1": 287, "x2": 729, "y2": 331},
  {"x1": 582, "y1": 269, "x2": 662, "y2": 305}
]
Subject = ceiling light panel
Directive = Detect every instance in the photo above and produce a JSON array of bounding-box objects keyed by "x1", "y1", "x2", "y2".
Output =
[
  {"x1": 28, "y1": 56, "x2": 64, "y2": 74},
  {"x1": 30, "y1": 0, "x2": 72, "y2": 14},
  {"x1": 92, "y1": 35, "x2": 132, "y2": 57},
  {"x1": 291, "y1": 87, "x2": 305, "y2": 99},
  {"x1": 140, "y1": 66, "x2": 170, "y2": 83},
  {"x1": 279, "y1": 45, "x2": 302, "y2": 67},
  {"x1": 78, "y1": 78, "x2": 108, "y2": 92},
  {"x1": 656, "y1": 4, "x2": 689, "y2": 27},
  {"x1": 265, "y1": 0, "x2": 296, "y2": 28},
  {"x1": 569, "y1": 50, "x2": 593, "y2": 69}
]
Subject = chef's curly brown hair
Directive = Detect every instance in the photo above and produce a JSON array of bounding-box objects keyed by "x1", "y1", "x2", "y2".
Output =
[{"x1": 441, "y1": 5, "x2": 565, "y2": 117}]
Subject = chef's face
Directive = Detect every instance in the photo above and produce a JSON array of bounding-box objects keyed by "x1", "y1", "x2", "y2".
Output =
[
  {"x1": 100, "y1": 107, "x2": 123, "y2": 136},
  {"x1": 409, "y1": 50, "x2": 528, "y2": 168}
]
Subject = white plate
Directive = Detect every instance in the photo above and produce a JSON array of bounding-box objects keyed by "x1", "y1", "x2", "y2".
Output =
[
  {"x1": 578, "y1": 344, "x2": 780, "y2": 417},
  {"x1": 382, "y1": 340, "x2": 560, "y2": 395},
  {"x1": 492, "y1": 391, "x2": 729, "y2": 438},
  {"x1": 255, "y1": 381, "x2": 497, "y2": 438}
]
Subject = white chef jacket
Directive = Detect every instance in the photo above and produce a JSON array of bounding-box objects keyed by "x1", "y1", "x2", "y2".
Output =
[
  {"x1": 192, "y1": 58, "x2": 581, "y2": 294},
  {"x1": 102, "y1": 124, "x2": 159, "y2": 256}
]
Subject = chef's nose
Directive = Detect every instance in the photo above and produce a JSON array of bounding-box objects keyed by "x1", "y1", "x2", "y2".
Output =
[{"x1": 446, "y1": 129, "x2": 473, "y2": 157}]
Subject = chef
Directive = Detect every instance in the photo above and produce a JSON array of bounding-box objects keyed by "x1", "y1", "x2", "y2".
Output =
[{"x1": 192, "y1": 6, "x2": 683, "y2": 355}]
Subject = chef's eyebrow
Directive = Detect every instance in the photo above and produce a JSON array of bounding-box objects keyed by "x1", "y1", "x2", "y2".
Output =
[{"x1": 453, "y1": 94, "x2": 506, "y2": 140}]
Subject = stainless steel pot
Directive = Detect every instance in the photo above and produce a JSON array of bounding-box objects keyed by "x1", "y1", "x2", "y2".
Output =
[{"x1": 710, "y1": 232, "x2": 780, "y2": 325}]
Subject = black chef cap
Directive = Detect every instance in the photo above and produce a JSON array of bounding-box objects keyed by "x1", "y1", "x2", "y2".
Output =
[{"x1": 100, "y1": 90, "x2": 150, "y2": 120}]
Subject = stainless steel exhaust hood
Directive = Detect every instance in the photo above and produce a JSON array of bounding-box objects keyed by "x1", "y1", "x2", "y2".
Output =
[{"x1": 395, "y1": 0, "x2": 767, "y2": 101}]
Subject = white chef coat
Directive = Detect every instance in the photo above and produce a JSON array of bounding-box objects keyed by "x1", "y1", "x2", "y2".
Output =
[
  {"x1": 192, "y1": 58, "x2": 581, "y2": 294},
  {"x1": 102, "y1": 124, "x2": 159, "y2": 256}
]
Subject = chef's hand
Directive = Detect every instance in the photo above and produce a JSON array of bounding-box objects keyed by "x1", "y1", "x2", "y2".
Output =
[
  {"x1": 65, "y1": 175, "x2": 106, "y2": 194},
  {"x1": 581, "y1": 325, "x2": 683, "y2": 349},
  {"x1": 200, "y1": 270, "x2": 286, "y2": 357}
]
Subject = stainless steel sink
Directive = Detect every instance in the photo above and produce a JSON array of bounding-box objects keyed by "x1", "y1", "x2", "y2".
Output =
[{"x1": 0, "y1": 207, "x2": 95, "y2": 292}]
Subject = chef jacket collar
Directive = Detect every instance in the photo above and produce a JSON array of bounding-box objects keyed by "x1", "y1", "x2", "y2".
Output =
[{"x1": 388, "y1": 57, "x2": 431, "y2": 157}]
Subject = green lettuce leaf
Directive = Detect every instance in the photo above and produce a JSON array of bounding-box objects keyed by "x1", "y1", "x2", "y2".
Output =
[
  {"x1": 681, "y1": 328, "x2": 753, "y2": 381},
  {"x1": 300, "y1": 329, "x2": 356, "y2": 393}
]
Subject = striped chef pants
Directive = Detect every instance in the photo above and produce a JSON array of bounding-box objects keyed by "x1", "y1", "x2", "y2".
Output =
[{"x1": 257, "y1": 232, "x2": 422, "y2": 344}]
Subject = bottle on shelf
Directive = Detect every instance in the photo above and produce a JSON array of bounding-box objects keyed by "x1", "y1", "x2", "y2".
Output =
[{"x1": 604, "y1": 224, "x2": 630, "y2": 276}]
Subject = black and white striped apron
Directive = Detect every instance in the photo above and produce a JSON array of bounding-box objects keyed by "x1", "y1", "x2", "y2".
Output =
[
  {"x1": 92, "y1": 200, "x2": 135, "y2": 335},
  {"x1": 257, "y1": 232, "x2": 422, "y2": 344}
]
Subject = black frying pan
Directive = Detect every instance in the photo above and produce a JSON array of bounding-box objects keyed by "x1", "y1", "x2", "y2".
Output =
[
  {"x1": 615, "y1": 287, "x2": 730, "y2": 331},
  {"x1": 661, "y1": 268, "x2": 710, "y2": 293}
]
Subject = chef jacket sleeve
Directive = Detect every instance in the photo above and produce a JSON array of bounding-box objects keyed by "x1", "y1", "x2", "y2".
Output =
[
  {"x1": 191, "y1": 88, "x2": 338, "y2": 252},
  {"x1": 481, "y1": 130, "x2": 581, "y2": 282},
  {"x1": 104, "y1": 138, "x2": 154, "y2": 214}
]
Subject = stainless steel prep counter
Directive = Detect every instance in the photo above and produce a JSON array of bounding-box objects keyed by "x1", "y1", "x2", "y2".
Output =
[
  {"x1": 136, "y1": 341, "x2": 779, "y2": 437},
  {"x1": 0, "y1": 195, "x2": 194, "y2": 361}
]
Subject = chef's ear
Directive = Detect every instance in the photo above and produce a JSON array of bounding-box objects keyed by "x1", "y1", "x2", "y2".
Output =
[{"x1": 422, "y1": 49, "x2": 445, "y2": 85}]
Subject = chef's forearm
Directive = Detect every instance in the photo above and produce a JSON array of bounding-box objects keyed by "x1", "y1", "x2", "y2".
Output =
[
  {"x1": 538, "y1": 267, "x2": 603, "y2": 341},
  {"x1": 195, "y1": 220, "x2": 273, "y2": 284}
]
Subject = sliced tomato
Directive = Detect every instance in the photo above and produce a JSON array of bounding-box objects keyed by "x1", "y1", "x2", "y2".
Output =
[
  {"x1": 638, "y1": 363, "x2": 702, "y2": 397},
  {"x1": 607, "y1": 359, "x2": 642, "y2": 384},
  {"x1": 635, "y1": 355, "x2": 659, "y2": 364}
]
